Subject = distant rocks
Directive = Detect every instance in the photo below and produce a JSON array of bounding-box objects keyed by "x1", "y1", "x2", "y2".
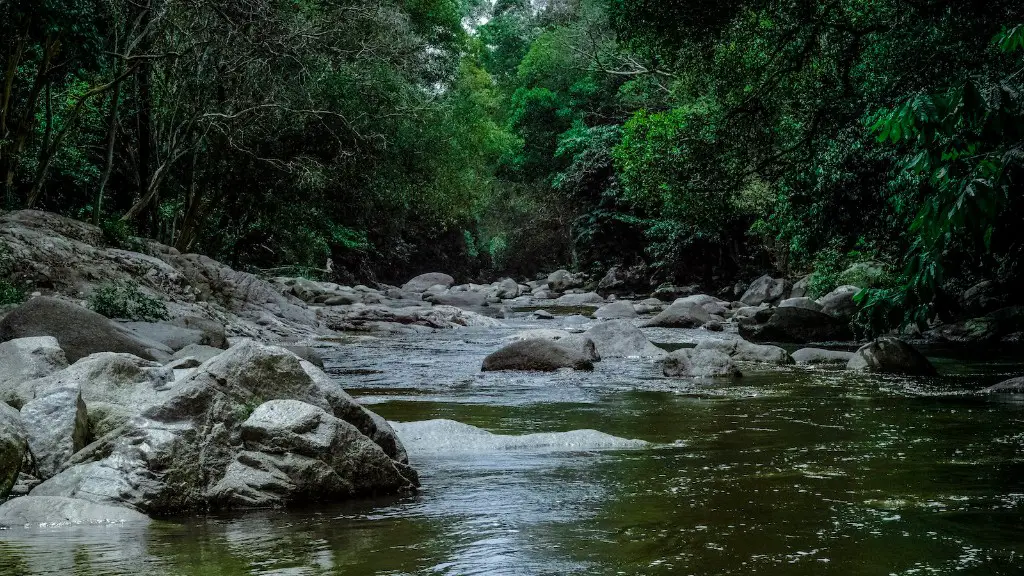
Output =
[
  {"x1": 740, "y1": 275, "x2": 788, "y2": 307},
  {"x1": 584, "y1": 320, "x2": 665, "y2": 359},
  {"x1": 847, "y1": 337, "x2": 936, "y2": 376},
  {"x1": 482, "y1": 339, "x2": 594, "y2": 372},
  {"x1": 662, "y1": 348, "x2": 742, "y2": 378},
  {"x1": 402, "y1": 273, "x2": 455, "y2": 293},
  {"x1": 983, "y1": 376, "x2": 1024, "y2": 394},
  {"x1": 740, "y1": 307, "x2": 852, "y2": 344},
  {"x1": 792, "y1": 348, "x2": 855, "y2": 365}
]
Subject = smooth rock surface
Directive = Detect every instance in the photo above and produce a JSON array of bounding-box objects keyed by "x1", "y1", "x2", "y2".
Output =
[
  {"x1": 662, "y1": 348, "x2": 742, "y2": 378},
  {"x1": 817, "y1": 285, "x2": 860, "y2": 320},
  {"x1": 696, "y1": 339, "x2": 792, "y2": 365},
  {"x1": 740, "y1": 275, "x2": 788, "y2": 306},
  {"x1": 584, "y1": 320, "x2": 666, "y2": 359},
  {"x1": 593, "y1": 301, "x2": 637, "y2": 320},
  {"x1": 644, "y1": 301, "x2": 712, "y2": 328},
  {"x1": 0, "y1": 403, "x2": 28, "y2": 499},
  {"x1": 792, "y1": 348, "x2": 855, "y2": 365},
  {"x1": 482, "y1": 339, "x2": 594, "y2": 372},
  {"x1": 20, "y1": 386, "x2": 89, "y2": 479},
  {"x1": 403, "y1": 273, "x2": 455, "y2": 293},
  {"x1": 740, "y1": 307, "x2": 853, "y2": 344},
  {"x1": 0, "y1": 336, "x2": 68, "y2": 391},
  {"x1": 847, "y1": 337, "x2": 937, "y2": 376},
  {"x1": 0, "y1": 496, "x2": 151, "y2": 527}
]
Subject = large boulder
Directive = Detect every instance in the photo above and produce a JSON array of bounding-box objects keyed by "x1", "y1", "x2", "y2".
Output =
[
  {"x1": 0, "y1": 297, "x2": 164, "y2": 362},
  {"x1": 847, "y1": 337, "x2": 937, "y2": 376},
  {"x1": 740, "y1": 307, "x2": 853, "y2": 344},
  {"x1": 402, "y1": 273, "x2": 455, "y2": 293},
  {"x1": 789, "y1": 275, "x2": 812, "y2": 299},
  {"x1": 31, "y1": 341, "x2": 417, "y2": 514},
  {"x1": 792, "y1": 348, "x2": 855, "y2": 365},
  {"x1": 495, "y1": 278, "x2": 521, "y2": 299},
  {"x1": 662, "y1": 348, "x2": 742, "y2": 378},
  {"x1": 779, "y1": 297, "x2": 823, "y2": 313},
  {"x1": 960, "y1": 281, "x2": 1006, "y2": 316},
  {"x1": 168, "y1": 316, "x2": 228, "y2": 348},
  {"x1": 0, "y1": 403, "x2": 28, "y2": 499},
  {"x1": 509, "y1": 330, "x2": 600, "y2": 362},
  {"x1": 696, "y1": 339, "x2": 792, "y2": 365},
  {"x1": 817, "y1": 285, "x2": 861, "y2": 320},
  {"x1": 547, "y1": 269, "x2": 581, "y2": 292},
  {"x1": 20, "y1": 386, "x2": 89, "y2": 479},
  {"x1": 740, "y1": 275, "x2": 788, "y2": 306},
  {"x1": 597, "y1": 264, "x2": 647, "y2": 294},
  {"x1": 0, "y1": 496, "x2": 151, "y2": 527},
  {"x1": 170, "y1": 343, "x2": 224, "y2": 364},
  {"x1": 643, "y1": 301, "x2": 713, "y2": 328},
  {"x1": 983, "y1": 376, "x2": 1024, "y2": 394},
  {"x1": 427, "y1": 290, "x2": 488, "y2": 308},
  {"x1": 0, "y1": 336, "x2": 68, "y2": 390},
  {"x1": 118, "y1": 321, "x2": 207, "y2": 353},
  {"x1": 593, "y1": 301, "x2": 637, "y2": 320},
  {"x1": 554, "y1": 292, "x2": 604, "y2": 307},
  {"x1": 584, "y1": 319, "x2": 666, "y2": 359},
  {"x1": 482, "y1": 339, "x2": 594, "y2": 372}
]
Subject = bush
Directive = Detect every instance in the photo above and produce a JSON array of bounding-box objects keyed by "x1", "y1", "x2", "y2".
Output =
[
  {"x1": 87, "y1": 280, "x2": 169, "y2": 322},
  {"x1": 0, "y1": 243, "x2": 23, "y2": 305}
]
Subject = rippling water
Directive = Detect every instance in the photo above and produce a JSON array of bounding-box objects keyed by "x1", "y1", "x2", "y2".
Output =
[{"x1": 3, "y1": 317, "x2": 1024, "y2": 575}]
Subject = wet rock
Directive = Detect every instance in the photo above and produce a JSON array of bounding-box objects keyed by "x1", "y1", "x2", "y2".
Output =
[
  {"x1": 983, "y1": 376, "x2": 1024, "y2": 394},
  {"x1": 0, "y1": 403, "x2": 28, "y2": 499},
  {"x1": 740, "y1": 307, "x2": 853, "y2": 344},
  {"x1": 847, "y1": 337, "x2": 937, "y2": 376},
  {"x1": 816, "y1": 285, "x2": 860, "y2": 320},
  {"x1": 509, "y1": 330, "x2": 600, "y2": 362},
  {"x1": 482, "y1": 339, "x2": 594, "y2": 372},
  {"x1": 593, "y1": 301, "x2": 637, "y2": 320},
  {"x1": 662, "y1": 348, "x2": 742, "y2": 378},
  {"x1": 0, "y1": 297, "x2": 164, "y2": 362},
  {"x1": 279, "y1": 345, "x2": 324, "y2": 369},
  {"x1": 390, "y1": 419, "x2": 647, "y2": 454},
  {"x1": 20, "y1": 386, "x2": 89, "y2": 479},
  {"x1": 779, "y1": 297, "x2": 823, "y2": 313},
  {"x1": 696, "y1": 339, "x2": 792, "y2": 365},
  {"x1": 960, "y1": 281, "x2": 1006, "y2": 316},
  {"x1": 168, "y1": 316, "x2": 228, "y2": 348},
  {"x1": 584, "y1": 319, "x2": 665, "y2": 359},
  {"x1": 547, "y1": 270, "x2": 582, "y2": 292},
  {"x1": 740, "y1": 275, "x2": 788, "y2": 306},
  {"x1": 0, "y1": 336, "x2": 68, "y2": 390},
  {"x1": 0, "y1": 496, "x2": 151, "y2": 527},
  {"x1": 402, "y1": 273, "x2": 455, "y2": 293},
  {"x1": 554, "y1": 292, "x2": 604, "y2": 307},
  {"x1": 643, "y1": 301, "x2": 712, "y2": 328},
  {"x1": 792, "y1": 348, "x2": 855, "y2": 365},
  {"x1": 532, "y1": 310, "x2": 554, "y2": 320},
  {"x1": 9, "y1": 472, "x2": 41, "y2": 498}
]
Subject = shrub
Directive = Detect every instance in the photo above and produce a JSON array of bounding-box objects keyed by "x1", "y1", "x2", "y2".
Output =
[
  {"x1": 0, "y1": 243, "x2": 23, "y2": 305},
  {"x1": 87, "y1": 280, "x2": 169, "y2": 321}
]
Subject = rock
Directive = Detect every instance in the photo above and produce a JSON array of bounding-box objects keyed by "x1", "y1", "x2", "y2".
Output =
[
  {"x1": 643, "y1": 301, "x2": 712, "y2": 328},
  {"x1": 31, "y1": 341, "x2": 416, "y2": 514},
  {"x1": 20, "y1": 386, "x2": 89, "y2": 479},
  {"x1": 0, "y1": 297, "x2": 163, "y2": 362},
  {"x1": 740, "y1": 307, "x2": 853, "y2": 344},
  {"x1": 495, "y1": 278, "x2": 521, "y2": 299},
  {"x1": 509, "y1": 330, "x2": 600, "y2": 362},
  {"x1": 960, "y1": 280, "x2": 1006, "y2": 316},
  {"x1": 847, "y1": 337, "x2": 937, "y2": 376},
  {"x1": 533, "y1": 310, "x2": 554, "y2": 320},
  {"x1": 279, "y1": 345, "x2": 324, "y2": 369},
  {"x1": 9, "y1": 472, "x2": 41, "y2": 497},
  {"x1": 597, "y1": 264, "x2": 647, "y2": 294},
  {"x1": 118, "y1": 321, "x2": 207, "y2": 352},
  {"x1": 402, "y1": 273, "x2": 455, "y2": 293},
  {"x1": 792, "y1": 348, "x2": 855, "y2": 365},
  {"x1": 427, "y1": 290, "x2": 488, "y2": 308},
  {"x1": 208, "y1": 400, "x2": 418, "y2": 508},
  {"x1": 593, "y1": 301, "x2": 637, "y2": 320},
  {"x1": 653, "y1": 284, "x2": 696, "y2": 302},
  {"x1": 740, "y1": 275, "x2": 788, "y2": 306},
  {"x1": 584, "y1": 319, "x2": 665, "y2": 359},
  {"x1": 170, "y1": 343, "x2": 223, "y2": 363},
  {"x1": 779, "y1": 297, "x2": 824, "y2": 313},
  {"x1": 1, "y1": 403, "x2": 28, "y2": 499},
  {"x1": 547, "y1": 269, "x2": 581, "y2": 292},
  {"x1": 662, "y1": 348, "x2": 742, "y2": 378},
  {"x1": 817, "y1": 285, "x2": 860, "y2": 320},
  {"x1": 0, "y1": 336, "x2": 68, "y2": 390},
  {"x1": 481, "y1": 339, "x2": 594, "y2": 372},
  {"x1": 676, "y1": 294, "x2": 728, "y2": 316},
  {"x1": 696, "y1": 339, "x2": 792, "y2": 365},
  {"x1": 983, "y1": 376, "x2": 1024, "y2": 394},
  {"x1": 166, "y1": 357, "x2": 203, "y2": 370},
  {"x1": 168, "y1": 316, "x2": 228, "y2": 348},
  {"x1": 0, "y1": 496, "x2": 151, "y2": 527},
  {"x1": 554, "y1": 292, "x2": 604, "y2": 307},
  {"x1": 790, "y1": 275, "x2": 812, "y2": 299}
]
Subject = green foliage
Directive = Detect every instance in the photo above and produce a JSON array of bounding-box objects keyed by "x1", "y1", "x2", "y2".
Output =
[
  {"x1": 87, "y1": 280, "x2": 168, "y2": 322},
  {"x1": 0, "y1": 244, "x2": 24, "y2": 305}
]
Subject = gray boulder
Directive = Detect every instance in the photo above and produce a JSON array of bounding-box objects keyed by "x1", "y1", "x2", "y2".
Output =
[
  {"x1": 790, "y1": 275, "x2": 812, "y2": 299},
  {"x1": 779, "y1": 297, "x2": 824, "y2": 313},
  {"x1": 31, "y1": 341, "x2": 416, "y2": 514},
  {"x1": 168, "y1": 316, "x2": 228, "y2": 348},
  {"x1": 482, "y1": 339, "x2": 594, "y2": 372},
  {"x1": 554, "y1": 292, "x2": 604, "y2": 307},
  {"x1": 585, "y1": 319, "x2": 665, "y2": 359},
  {"x1": 983, "y1": 376, "x2": 1024, "y2": 394},
  {"x1": 662, "y1": 348, "x2": 742, "y2": 378},
  {"x1": 817, "y1": 285, "x2": 860, "y2": 320},
  {"x1": 740, "y1": 307, "x2": 853, "y2": 344},
  {"x1": 495, "y1": 278, "x2": 521, "y2": 299},
  {"x1": 547, "y1": 269, "x2": 581, "y2": 292},
  {"x1": 509, "y1": 330, "x2": 600, "y2": 362},
  {"x1": 792, "y1": 348, "x2": 855, "y2": 365},
  {"x1": 427, "y1": 290, "x2": 488, "y2": 308},
  {"x1": 593, "y1": 301, "x2": 637, "y2": 320},
  {"x1": 279, "y1": 345, "x2": 325, "y2": 369},
  {"x1": 644, "y1": 301, "x2": 712, "y2": 328},
  {"x1": 696, "y1": 339, "x2": 792, "y2": 365},
  {"x1": 0, "y1": 496, "x2": 151, "y2": 527},
  {"x1": 402, "y1": 273, "x2": 455, "y2": 293},
  {"x1": 119, "y1": 321, "x2": 206, "y2": 352},
  {"x1": 740, "y1": 275, "x2": 788, "y2": 306},
  {"x1": 847, "y1": 337, "x2": 937, "y2": 376},
  {"x1": 20, "y1": 386, "x2": 89, "y2": 479},
  {"x1": 0, "y1": 403, "x2": 28, "y2": 499},
  {"x1": 0, "y1": 336, "x2": 68, "y2": 390},
  {"x1": 170, "y1": 343, "x2": 223, "y2": 363},
  {"x1": 0, "y1": 297, "x2": 163, "y2": 362}
]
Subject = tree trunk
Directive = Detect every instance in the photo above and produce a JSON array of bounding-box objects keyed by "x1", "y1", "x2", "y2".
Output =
[{"x1": 95, "y1": 80, "x2": 123, "y2": 225}]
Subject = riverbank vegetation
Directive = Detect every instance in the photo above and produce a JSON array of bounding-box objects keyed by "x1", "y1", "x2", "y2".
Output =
[{"x1": 1, "y1": 0, "x2": 1022, "y2": 333}]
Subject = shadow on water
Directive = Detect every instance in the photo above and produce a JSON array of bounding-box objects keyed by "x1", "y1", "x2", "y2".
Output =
[{"x1": 3, "y1": 318, "x2": 1024, "y2": 575}]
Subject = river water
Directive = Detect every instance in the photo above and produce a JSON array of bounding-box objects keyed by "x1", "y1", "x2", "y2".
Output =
[{"x1": 2, "y1": 317, "x2": 1023, "y2": 575}]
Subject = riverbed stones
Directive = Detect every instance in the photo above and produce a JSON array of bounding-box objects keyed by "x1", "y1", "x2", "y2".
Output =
[
  {"x1": 584, "y1": 319, "x2": 665, "y2": 359},
  {"x1": 0, "y1": 297, "x2": 163, "y2": 362},
  {"x1": 847, "y1": 337, "x2": 937, "y2": 376},
  {"x1": 427, "y1": 290, "x2": 488, "y2": 308},
  {"x1": 20, "y1": 386, "x2": 88, "y2": 480},
  {"x1": 816, "y1": 285, "x2": 860, "y2": 320},
  {"x1": 482, "y1": 339, "x2": 594, "y2": 372},
  {"x1": 402, "y1": 273, "x2": 455, "y2": 293},
  {"x1": 0, "y1": 496, "x2": 152, "y2": 527},
  {"x1": 643, "y1": 301, "x2": 713, "y2": 328},
  {"x1": 792, "y1": 348, "x2": 855, "y2": 365},
  {"x1": 662, "y1": 348, "x2": 742, "y2": 378},
  {"x1": 740, "y1": 275, "x2": 788, "y2": 306},
  {"x1": 740, "y1": 307, "x2": 853, "y2": 344},
  {"x1": 696, "y1": 339, "x2": 792, "y2": 365},
  {"x1": 170, "y1": 343, "x2": 223, "y2": 363},
  {"x1": 0, "y1": 336, "x2": 68, "y2": 391},
  {"x1": 594, "y1": 301, "x2": 637, "y2": 320},
  {"x1": 31, "y1": 341, "x2": 415, "y2": 514},
  {"x1": 0, "y1": 403, "x2": 28, "y2": 500}
]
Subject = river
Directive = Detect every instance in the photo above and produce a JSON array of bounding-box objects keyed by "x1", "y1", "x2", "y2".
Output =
[{"x1": 2, "y1": 317, "x2": 1023, "y2": 575}]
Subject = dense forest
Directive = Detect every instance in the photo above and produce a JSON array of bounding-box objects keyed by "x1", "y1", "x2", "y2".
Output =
[{"x1": 1, "y1": 0, "x2": 1023, "y2": 333}]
